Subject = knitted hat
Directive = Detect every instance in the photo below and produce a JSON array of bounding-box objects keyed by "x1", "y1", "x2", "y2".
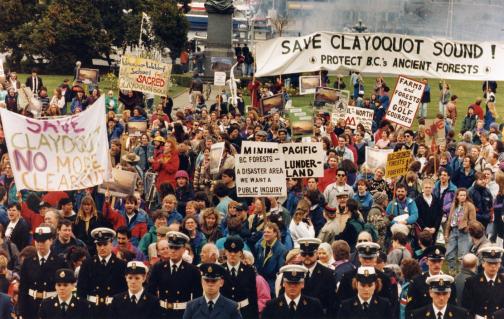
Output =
[{"x1": 372, "y1": 191, "x2": 388, "y2": 205}]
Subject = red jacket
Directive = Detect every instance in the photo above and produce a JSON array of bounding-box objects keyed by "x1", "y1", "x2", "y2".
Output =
[
  {"x1": 318, "y1": 168, "x2": 337, "y2": 192},
  {"x1": 21, "y1": 202, "x2": 43, "y2": 234},
  {"x1": 152, "y1": 153, "x2": 180, "y2": 190}
]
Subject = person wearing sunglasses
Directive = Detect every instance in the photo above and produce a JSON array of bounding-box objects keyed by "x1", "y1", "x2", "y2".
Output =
[
  {"x1": 323, "y1": 169, "x2": 354, "y2": 209},
  {"x1": 297, "y1": 238, "x2": 336, "y2": 315}
]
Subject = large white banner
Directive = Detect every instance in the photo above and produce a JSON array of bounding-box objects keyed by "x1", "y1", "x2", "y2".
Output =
[
  {"x1": 236, "y1": 141, "x2": 286, "y2": 197},
  {"x1": 255, "y1": 31, "x2": 504, "y2": 80},
  {"x1": 0, "y1": 96, "x2": 110, "y2": 191}
]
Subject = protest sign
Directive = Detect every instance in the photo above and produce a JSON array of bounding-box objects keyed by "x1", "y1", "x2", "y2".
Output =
[
  {"x1": 386, "y1": 76, "x2": 425, "y2": 127},
  {"x1": 236, "y1": 141, "x2": 286, "y2": 197},
  {"x1": 128, "y1": 121, "x2": 147, "y2": 136},
  {"x1": 280, "y1": 142, "x2": 324, "y2": 178},
  {"x1": 98, "y1": 168, "x2": 137, "y2": 198},
  {"x1": 214, "y1": 71, "x2": 226, "y2": 86},
  {"x1": 345, "y1": 106, "x2": 374, "y2": 131},
  {"x1": 0, "y1": 96, "x2": 109, "y2": 191},
  {"x1": 78, "y1": 68, "x2": 99, "y2": 84},
  {"x1": 209, "y1": 142, "x2": 225, "y2": 175},
  {"x1": 365, "y1": 146, "x2": 394, "y2": 171},
  {"x1": 314, "y1": 87, "x2": 340, "y2": 107},
  {"x1": 299, "y1": 75, "x2": 321, "y2": 95},
  {"x1": 424, "y1": 118, "x2": 446, "y2": 151},
  {"x1": 119, "y1": 55, "x2": 172, "y2": 96},
  {"x1": 385, "y1": 150, "x2": 412, "y2": 178},
  {"x1": 292, "y1": 120, "x2": 314, "y2": 136},
  {"x1": 17, "y1": 87, "x2": 42, "y2": 116},
  {"x1": 260, "y1": 94, "x2": 285, "y2": 116},
  {"x1": 255, "y1": 31, "x2": 504, "y2": 81}
]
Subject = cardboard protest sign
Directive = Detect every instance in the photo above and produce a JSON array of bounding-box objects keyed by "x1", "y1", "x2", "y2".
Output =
[
  {"x1": 128, "y1": 121, "x2": 147, "y2": 136},
  {"x1": 260, "y1": 94, "x2": 285, "y2": 116},
  {"x1": 280, "y1": 143, "x2": 324, "y2": 178},
  {"x1": 255, "y1": 31, "x2": 504, "y2": 81},
  {"x1": 424, "y1": 118, "x2": 446, "y2": 151},
  {"x1": 385, "y1": 150, "x2": 412, "y2": 178},
  {"x1": 213, "y1": 71, "x2": 226, "y2": 86},
  {"x1": 119, "y1": 55, "x2": 172, "y2": 96},
  {"x1": 314, "y1": 87, "x2": 340, "y2": 107},
  {"x1": 98, "y1": 168, "x2": 137, "y2": 198},
  {"x1": 236, "y1": 141, "x2": 286, "y2": 197},
  {"x1": 365, "y1": 146, "x2": 394, "y2": 171},
  {"x1": 291, "y1": 120, "x2": 313, "y2": 136},
  {"x1": 17, "y1": 87, "x2": 42, "y2": 116},
  {"x1": 0, "y1": 96, "x2": 109, "y2": 191},
  {"x1": 78, "y1": 68, "x2": 99, "y2": 84},
  {"x1": 386, "y1": 76, "x2": 425, "y2": 127},
  {"x1": 345, "y1": 106, "x2": 374, "y2": 131},
  {"x1": 209, "y1": 142, "x2": 225, "y2": 175},
  {"x1": 299, "y1": 75, "x2": 321, "y2": 95}
]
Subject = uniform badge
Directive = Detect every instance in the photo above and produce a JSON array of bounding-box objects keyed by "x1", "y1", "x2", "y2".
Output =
[
  {"x1": 435, "y1": 249, "x2": 440, "y2": 255},
  {"x1": 208, "y1": 266, "x2": 213, "y2": 273},
  {"x1": 131, "y1": 262, "x2": 137, "y2": 269},
  {"x1": 448, "y1": 311, "x2": 453, "y2": 317},
  {"x1": 38, "y1": 228, "x2": 44, "y2": 235},
  {"x1": 292, "y1": 271, "x2": 297, "y2": 277},
  {"x1": 364, "y1": 270, "x2": 369, "y2": 277},
  {"x1": 491, "y1": 250, "x2": 496, "y2": 257},
  {"x1": 231, "y1": 243, "x2": 236, "y2": 249},
  {"x1": 426, "y1": 311, "x2": 430, "y2": 317},
  {"x1": 439, "y1": 279, "x2": 444, "y2": 287},
  {"x1": 60, "y1": 271, "x2": 65, "y2": 278}
]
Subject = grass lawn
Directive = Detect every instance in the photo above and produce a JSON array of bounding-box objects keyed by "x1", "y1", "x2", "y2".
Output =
[{"x1": 246, "y1": 76, "x2": 504, "y2": 134}]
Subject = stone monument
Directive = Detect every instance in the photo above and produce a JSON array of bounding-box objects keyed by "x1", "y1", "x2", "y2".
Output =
[{"x1": 203, "y1": 0, "x2": 236, "y2": 79}]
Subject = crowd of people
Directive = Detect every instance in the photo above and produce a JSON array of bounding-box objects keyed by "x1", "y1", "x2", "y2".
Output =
[{"x1": 0, "y1": 65, "x2": 502, "y2": 319}]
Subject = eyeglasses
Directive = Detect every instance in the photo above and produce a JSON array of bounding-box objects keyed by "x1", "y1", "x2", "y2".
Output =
[
  {"x1": 337, "y1": 174, "x2": 346, "y2": 177},
  {"x1": 300, "y1": 251, "x2": 315, "y2": 257}
]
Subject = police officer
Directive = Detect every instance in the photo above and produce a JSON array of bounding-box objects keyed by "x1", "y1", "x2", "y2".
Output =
[
  {"x1": 337, "y1": 267, "x2": 392, "y2": 319},
  {"x1": 39, "y1": 269, "x2": 88, "y2": 319},
  {"x1": 462, "y1": 245, "x2": 504, "y2": 318},
  {"x1": 262, "y1": 265, "x2": 324, "y2": 319},
  {"x1": 336, "y1": 242, "x2": 396, "y2": 309},
  {"x1": 410, "y1": 275, "x2": 469, "y2": 319},
  {"x1": 147, "y1": 232, "x2": 202, "y2": 318},
  {"x1": 19, "y1": 224, "x2": 67, "y2": 319},
  {"x1": 110, "y1": 261, "x2": 161, "y2": 319},
  {"x1": 406, "y1": 245, "x2": 457, "y2": 315},
  {"x1": 77, "y1": 227, "x2": 127, "y2": 319},
  {"x1": 183, "y1": 263, "x2": 243, "y2": 319},
  {"x1": 297, "y1": 237, "x2": 336, "y2": 315},
  {"x1": 221, "y1": 236, "x2": 258, "y2": 319}
]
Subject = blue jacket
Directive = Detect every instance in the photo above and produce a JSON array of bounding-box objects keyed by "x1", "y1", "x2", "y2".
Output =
[
  {"x1": 433, "y1": 181, "x2": 457, "y2": 215},
  {"x1": 134, "y1": 144, "x2": 154, "y2": 171},
  {"x1": 255, "y1": 238, "x2": 287, "y2": 296},
  {"x1": 452, "y1": 168, "x2": 476, "y2": 189},
  {"x1": 0, "y1": 205, "x2": 8, "y2": 226},
  {"x1": 107, "y1": 123, "x2": 124, "y2": 142},
  {"x1": 183, "y1": 295, "x2": 242, "y2": 319},
  {"x1": 285, "y1": 190, "x2": 302, "y2": 216},
  {"x1": 469, "y1": 184, "x2": 493, "y2": 225},
  {"x1": 352, "y1": 192, "x2": 373, "y2": 217},
  {"x1": 386, "y1": 197, "x2": 419, "y2": 225}
]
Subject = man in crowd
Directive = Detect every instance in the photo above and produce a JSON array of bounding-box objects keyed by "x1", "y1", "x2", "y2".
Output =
[
  {"x1": 200, "y1": 243, "x2": 220, "y2": 264},
  {"x1": 454, "y1": 253, "x2": 478, "y2": 307},
  {"x1": 77, "y1": 227, "x2": 127, "y2": 319},
  {"x1": 19, "y1": 225, "x2": 67, "y2": 319},
  {"x1": 113, "y1": 226, "x2": 146, "y2": 261},
  {"x1": 51, "y1": 218, "x2": 87, "y2": 257},
  {"x1": 323, "y1": 169, "x2": 354, "y2": 208}
]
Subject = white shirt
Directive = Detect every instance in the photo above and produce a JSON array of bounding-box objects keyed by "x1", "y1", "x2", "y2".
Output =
[
  {"x1": 284, "y1": 294, "x2": 301, "y2": 310},
  {"x1": 423, "y1": 195, "x2": 433, "y2": 206},
  {"x1": 99, "y1": 254, "x2": 112, "y2": 265},
  {"x1": 5, "y1": 219, "x2": 19, "y2": 239},
  {"x1": 306, "y1": 264, "x2": 317, "y2": 278},
  {"x1": 484, "y1": 272, "x2": 497, "y2": 282},
  {"x1": 432, "y1": 304, "x2": 447, "y2": 318},
  {"x1": 227, "y1": 262, "x2": 240, "y2": 275},
  {"x1": 128, "y1": 289, "x2": 144, "y2": 303},
  {"x1": 126, "y1": 212, "x2": 136, "y2": 224},
  {"x1": 38, "y1": 251, "x2": 51, "y2": 265},
  {"x1": 169, "y1": 259, "x2": 183, "y2": 270},
  {"x1": 358, "y1": 295, "x2": 372, "y2": 306},
  {"x1": 204, "y1": 293, "x2": 220, "y2": 305},
  {"x1": 58, "y1": 296, "x2": 73, "y2": 306}
]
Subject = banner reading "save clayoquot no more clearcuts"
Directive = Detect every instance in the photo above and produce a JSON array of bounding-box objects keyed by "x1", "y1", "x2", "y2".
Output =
[{"x1": 255, "y1": 31, "x2": 504, "y2": 80}]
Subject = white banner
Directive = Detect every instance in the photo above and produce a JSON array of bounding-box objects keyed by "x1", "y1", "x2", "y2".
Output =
[
  {"x1": 214, "y1": 71, "x2": 226, "y2": 86},
  {"x1": 365, "y1": 146, "x2": 394, "y2": 171},
  {"x1": 280, "y1": 142, "x2": 324, "y2": 178},
  {"x1": 0, "y1": 96, "x2": 110, "y2": 191},
  {"x1": 236, "y1": 141, "x2": 286, "y2": 197},
  {"x1": 119, "y1": 55, "x2": 172, "y2": 96},
  {"x1": 386, "y1": 76, "x2": 425, "y2": 127},
  {"x1": 255, "y1": 31, "x2": 504, "y2": 80}
]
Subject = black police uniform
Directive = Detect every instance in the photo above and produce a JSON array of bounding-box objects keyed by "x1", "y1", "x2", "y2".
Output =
[
  {"x1": 19, "y1": 251, "x2": 67, "y2": 319},
  {"x1": 409, "y1": 304, "x2": 470, "y2": 319},
  {"x1": 405, "y1": 272, "x2": 457, "y2": 313},
  {"x1": 337, "y1": 296, "x2": 392, "y2": 319},
  {"x1": 222, "y1": 262, "x2": 258, "y2": 318},
  {"x1": 461, "y1": 273, "x2": 504, "y2": 318},
  {"x1": 77, "y1": 253, "x2": 127, "y2": 318},
  {"x1": 110, "y1": 290, "x2": 161, "y2": 319},
  {"x1": 304, "y1": 262, "x2": 337, "y2": 313},
  {"x1": 38, "y1": 269, "x2": 88, "y2": 319},
  {"x1": 336, "y1": 268, "x2": 396, "y2": 307},
  {"x1": 492, "y1": 308, "x2": 504, "y2": 319},
  {"x1": 262, "y1": 294, "x2": 324, "y2": 319}
]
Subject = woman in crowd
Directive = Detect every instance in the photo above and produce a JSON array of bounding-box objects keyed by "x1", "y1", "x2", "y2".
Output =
[
  {"x1": 181, "y1": 216, "x2": 206, "y2": 265},
  {"x1": 152, "y1": 137, "x2": 179, "y2": 190},
  {"x1": 199, "y1": 208, "x2": 222, "y2": 243},
  {"x1": 73, "y1": 196, "x2": 112, "y2": 255},
  {"x1": 317, "y1": 242, "x2": 335, "y2": 270}
]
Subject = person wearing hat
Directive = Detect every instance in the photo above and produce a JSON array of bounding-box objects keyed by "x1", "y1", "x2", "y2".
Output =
[
  {"x1": 262, "y1": 264, "x2": 323, "y2": 319},
  {"x1": 254, "y1": 130, "x2": 268, "y2": 142},
  {"x1": 59, "y1": 197, "x2": 76, "y2": 222},
  {"x1": 38, "y1": 268, "x2": 88, "y2": 319},
  {"x1": 336, "y1": 242, "x2": 397, "y2": 311},
  {"x1": 410, "y1": 274, "x2": 469, "y2": 319},
  {"x1": 183, "y1": 263, "x2": 243, "y2": 319},
  {"x1": 337, "y1": 266, "x2": 392, "y2": 319},
  {"x1": 367, "y1": 191, "x2": 390, "y2": 250},
  {"x1": 110, "y1": 261, "x2": 160, "y2": 319},
  {"x1": 19, "y1": 224, "x2": 67, "y2": 319},
  {"x1": 147, "y1": 231, "x2": 202, "y2": 318},
  {"x1": 406, "y1": 244, "x2": 457, "y2": 315},
  {"x1": 77, "y1": 227, "x2": 127, "y2": 319},
  {"x1": 317, "y1": 204, "x2": 341, "y2": 243},
  {"x1": 221, "y1": 236, "x2": 258, "y2": 319},
  {"x1": 175, "y1": 170, "x2": 195, "y2": 213},
  {"x1": 296, "y1": 237, "x2": 336, "y2": 315},
  {"x1": 461, "y1": 245, "x2": 504, "y2": 318}
]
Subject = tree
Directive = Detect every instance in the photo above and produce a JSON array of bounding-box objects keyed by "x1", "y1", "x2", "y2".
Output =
[
  {"x1": 147, "y1": 0, "x2": 189, "y2": 61},
  {"x1": 28, "y1": 0, "x2": 111, "y2": 73},
  {"x1": 271, "y1": 12, "x2": 290, "y2": 37}
]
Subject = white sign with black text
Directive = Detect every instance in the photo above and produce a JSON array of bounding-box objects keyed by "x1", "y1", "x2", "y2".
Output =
[
  {"x1": 385, "y1": 76, "x2": 425, "y2": 127},
  {"x1": 280, "y1": 142, "x2": 324, "y2": 178}
]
